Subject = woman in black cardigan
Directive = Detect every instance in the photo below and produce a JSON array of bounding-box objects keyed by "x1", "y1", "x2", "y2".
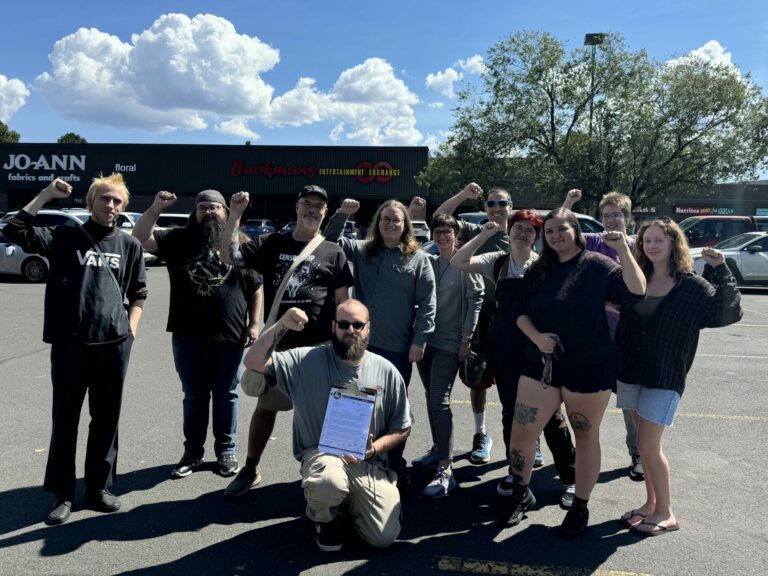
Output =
[{"x1": 616, "y1": 218, "x2": 742, "y2": 537}]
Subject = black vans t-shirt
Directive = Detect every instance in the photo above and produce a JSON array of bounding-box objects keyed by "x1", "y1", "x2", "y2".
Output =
[
  {"x1": 154, "y1": 227, "x2": 261, "y2": 344},
  {"x1": 240, "y1": 232, "x2": 354, "y2": 349}
]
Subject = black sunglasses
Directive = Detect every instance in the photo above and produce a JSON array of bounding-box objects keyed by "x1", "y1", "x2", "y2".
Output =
[
  {"x1": 485, "y1": 200, "x2": 510, "y2": 208},
  {"x1": 335, "y1": 320, "x2": 367, "y2": 331}
]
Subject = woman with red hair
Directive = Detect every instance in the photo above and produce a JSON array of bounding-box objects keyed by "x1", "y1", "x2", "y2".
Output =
[{"x1": 452, "y1": 210, "x2": 577, "y2": 509}]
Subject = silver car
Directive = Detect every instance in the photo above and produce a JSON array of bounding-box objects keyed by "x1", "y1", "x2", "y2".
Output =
[{"x1": 691, "y1": 231, "x2": 768, "y2": 285}]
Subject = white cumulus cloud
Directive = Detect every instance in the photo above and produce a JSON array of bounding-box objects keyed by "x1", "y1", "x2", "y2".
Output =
[
  {"x1": 666, "y1": 40, "x2": 739, "y2": 74},
  {"x1": 215, "y1": 117, "x2": 259, "y2": 140},
  {"x1": 428, "y1": 102, "x2": 444, "y2": 109},
  {"x1": 33, "y1": 14, "x2": 278, "y2": 132},
  {"x1": 425, "y1": 67, "x2": 462, "y2": 98},
  {"x1": 0, "y1": 74, "x2": 29, "y2": 122},
  {"x1": 456, "y1": 55, "x2": 485, "y2": 75}
]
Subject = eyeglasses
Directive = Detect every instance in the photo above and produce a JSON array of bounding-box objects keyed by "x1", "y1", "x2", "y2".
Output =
[
  {"x1": 335, "y1": 320, "x2": 367, "y2": 331},
  {"x1": 432, "y1": 228, "x2": 456, "y2": 236},
  {"x1": 485, "y1": 200, "x2": 510, "y2": 208},
  {"x1": 298, "y1": 201, "x2": 326, "y2": 211},
  {"x1": 510, "y1": 225, "x2": 536, "y2": 236},
  {"x1": 601, "y1": 212, "x2": 625, "y2": 220},
  {"x1": 196, "y1": 203, "x2": 223, "y2": 212},
  {"x1": 380, "y1": 217, "x2": 404, "y2": 226}
]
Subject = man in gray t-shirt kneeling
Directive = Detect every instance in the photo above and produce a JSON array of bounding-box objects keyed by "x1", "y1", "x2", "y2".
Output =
[{"x1": 244, "y1": 299, "x2": 411, "y2": 552}]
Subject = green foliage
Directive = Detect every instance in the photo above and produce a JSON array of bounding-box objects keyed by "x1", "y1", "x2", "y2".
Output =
[
  {"x1": 0, "y1": 120, "x2": 20, "y2": 143},
  {"x1": 57, "y1": 132, "x2": 88, "y2": 144},
  {"x1": 418, "y1": 31, "x2": 768, "y2": 208}
]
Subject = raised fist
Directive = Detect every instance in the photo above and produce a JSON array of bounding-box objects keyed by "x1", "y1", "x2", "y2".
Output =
[
  {"x1": 409, "y1": 196, "x2": 426, "y2": 209},
  {"x1": 603, "y1": 230, "x2": 628, "y2": 251},
  {"x1": 229, "y1": 191, "x2": 250, "y2": 216},
  {"x1": 567, "y1": 189, "x2": 582, "y2": 202},
  {"x1": 482, "y1": 221, "x2": 499, "y2": 234},
  {"x1": 152, "y1": 190, "x2": 177, "y2": 211},
  {"x1": 461, "y1": 182, "x2": 483, "y2": 200},
  {"x1": 44, "y1": 179, "x2": 73, "y2": 200},
  {"x1": 701, "y1": 247, "x2": 725, "y2": 268},
  {"x1": 280, "y1": 307, "x2": 309, "y2": 331},
  {"x1": 339, "y1": 198, "x2": 360, "y2": 215}
]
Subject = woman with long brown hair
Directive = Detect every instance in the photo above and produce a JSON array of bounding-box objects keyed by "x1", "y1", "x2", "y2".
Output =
[
  {"x1": 616, "y1": 218, "x2": 742, "y2": 536},
  {"x1": 501, "y1": 207, "x2": 646, "y2": 537},
  {"x1": 329, "y1": 198, "x2": 436, "y2": 484}
]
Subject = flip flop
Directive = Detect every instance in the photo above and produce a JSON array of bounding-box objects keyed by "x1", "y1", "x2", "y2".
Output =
[
  {"x1": 630, "y1": 520, "x2": 680, "y2": 537},
  {"x1": 619, "y1": 509, "x2": 647, "y2": 527}
]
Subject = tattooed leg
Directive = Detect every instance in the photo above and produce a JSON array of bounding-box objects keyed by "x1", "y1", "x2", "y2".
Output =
[
  {"x1": 509, "y1": 448, "x2": 526, "y2": 476},
  {"x1": 568, "y1": 412, "x2": 593, "y2": 432},
  {"x1": 514, "y1": 403, "x2": 539, "y2": 425}
]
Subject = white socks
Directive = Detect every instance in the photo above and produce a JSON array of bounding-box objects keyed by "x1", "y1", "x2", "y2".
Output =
[{"x1": 474, "y1": 411, "x2": 486, "y2": 435}]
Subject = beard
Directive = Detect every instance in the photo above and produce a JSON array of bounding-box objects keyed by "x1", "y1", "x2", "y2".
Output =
[
  {"x1": 201, "y1": 216, "x2": 224, "y2": 252},
  {"x1": 332, "y1": 332, "x2": 369, "y2": 362}
]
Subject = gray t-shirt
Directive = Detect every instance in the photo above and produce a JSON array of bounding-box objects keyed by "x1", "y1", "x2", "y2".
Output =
[
  {"x1": 457, "y1": 221, "x2": 509, "y2": 314},
  {"x1": 270, "y1": 346, "x2": 412, "y2": 465},
  {"x1": 474, "y1": 250, "x2": 539, "y2": 283}
]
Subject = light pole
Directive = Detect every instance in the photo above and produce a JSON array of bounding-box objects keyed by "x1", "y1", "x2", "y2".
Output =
[{"x1": 584, "y1": 33, "x2": 606, "y2": 139}]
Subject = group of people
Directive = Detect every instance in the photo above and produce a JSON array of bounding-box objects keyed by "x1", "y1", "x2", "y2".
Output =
[{"x1": 5, "y1": 174, "x2": 741, "y2": 552}]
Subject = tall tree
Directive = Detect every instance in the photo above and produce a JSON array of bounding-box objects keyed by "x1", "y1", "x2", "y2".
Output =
[
  {"x1": 57, "y1": 132, "x2": 88, "y2": 144},
  {"x1": 0, "y1": 120, "x2": 20, "y2": 143},
  {"x1": 418, "y1": 31, "x2": 768, "y2": 208}
]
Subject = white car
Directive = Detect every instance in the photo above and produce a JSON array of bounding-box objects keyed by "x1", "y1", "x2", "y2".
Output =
[
  {"x1": 411, "y1": 220, "x2": 431, "y2": 243},
  {"x1": 691, "y1": 232, "x2": 768, "y2": 285}
]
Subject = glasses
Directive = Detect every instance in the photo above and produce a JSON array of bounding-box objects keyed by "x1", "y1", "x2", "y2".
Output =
[
  {"x1": 432, "y1": 228, "x2": 456, "y2": 236},
  {"x1": 380, "y1": 217, "x2": 404, "y2": 226},
  {"x1": 298, "y1": 201, "x2": 326, "y2": 211},
  {"x1": 510, "y1": 225, "x2": 536, "y2": 236},
  {"x1": 197, "y1": 203, "x2": 223, "y2": 212},
  {"x1": 485, "y1": 200, "x2": 510, "y2": 208},
  {"x1": 601, "y1": 212, "x2": 625, "y2": 220},
  {"x1": 335, "y1": 320, "x2": 367, "y2": 331}
]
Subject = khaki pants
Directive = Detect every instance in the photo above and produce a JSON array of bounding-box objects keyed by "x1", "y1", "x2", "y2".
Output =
[{"x1": 300, "y1": 449, "x2": 401, "y2": 548}]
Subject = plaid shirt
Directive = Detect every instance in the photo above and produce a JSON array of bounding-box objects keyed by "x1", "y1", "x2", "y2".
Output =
[{"x1": 616, "y1": 264, "x2": 742, "y2": 395}]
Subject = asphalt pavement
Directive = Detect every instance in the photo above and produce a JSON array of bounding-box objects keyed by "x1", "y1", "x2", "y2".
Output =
[{"x1": 0, "y1": 269, "x2": 766, "y2": 576}]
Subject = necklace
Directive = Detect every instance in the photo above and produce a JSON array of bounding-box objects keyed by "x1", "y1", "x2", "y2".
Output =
[{"x1": 436, "y1": 256, "x2": 452, "y2": 285}]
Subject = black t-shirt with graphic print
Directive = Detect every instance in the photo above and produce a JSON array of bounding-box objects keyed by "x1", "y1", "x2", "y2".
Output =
[
  {"x1": 240, "y1": 231, "x2": 354, "y2": 349},
  {"x1": 153, "y1": 227, "x2": 262, "y2": 344}
]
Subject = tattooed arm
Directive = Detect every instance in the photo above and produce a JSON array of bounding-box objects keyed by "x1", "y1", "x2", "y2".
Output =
[
  {"x1": 244, "y1": 307, "x2": 308, "y2": 373},
  {"x1": 221, "y1": 191, "x2": 250, "y2": 267}
]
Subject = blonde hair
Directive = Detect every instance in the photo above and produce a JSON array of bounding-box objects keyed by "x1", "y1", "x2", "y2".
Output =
[
  {"x1": 599, "y1": 191, "x2": 632, "y2": 220},
  {"x1": 86, "y1": 173, "x2": 130, "y2": 210},
  {"x1": 634, "y1": 218, "x2": 693, "y2": 279}
]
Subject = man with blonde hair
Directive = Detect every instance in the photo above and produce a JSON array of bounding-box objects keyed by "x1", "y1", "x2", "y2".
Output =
[{"x1": 4, "y1": 174, "x2": 147, "y2": 525}]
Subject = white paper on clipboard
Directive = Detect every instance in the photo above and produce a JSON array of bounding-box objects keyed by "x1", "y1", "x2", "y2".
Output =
[{"x1": 318, "y1": 387, "x2": 376, "y2": 460}]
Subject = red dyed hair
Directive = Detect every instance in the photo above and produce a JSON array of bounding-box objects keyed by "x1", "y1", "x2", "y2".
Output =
[{"x1": 507, "y1": 209, "x2": 543, "y2": 242}]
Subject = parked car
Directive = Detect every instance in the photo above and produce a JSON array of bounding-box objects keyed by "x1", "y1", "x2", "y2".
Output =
[
  {"x1": 281, "y1": 221, "x2": 297, "y2": 233},
  {"x1": 411, "y1": 220, "x2": 431, "y2": 243},
  {"x1": 458, "y1": 210, "x2": 605, "y2": 234},
  {"x1": 155, "y1": 213, "x2": 190, "y2": 229},
  {"x1": 678, "y1": 215, "x2": 768, "y2": 248},
  {"x1": 342, "y1": 221, "x2": 359, "y2": 239},
  {"x1": 0, "y1": 227, "x2": 49, "y2": 282},
  {"x1": 691, "y1": 231, "x2": 768, "y2": 285},
  {"x1": 241, "y1": 218, "x2": 275, "y2": 239}
]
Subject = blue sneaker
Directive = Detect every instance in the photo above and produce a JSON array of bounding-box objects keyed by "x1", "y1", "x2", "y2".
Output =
[
  {"x1": 411, "y1": 447, "x2": 439, "y2": 470},
  {"x1": 470, "y1": 433, "x2": 492, "y2": 464},
  {"x1": 421, "y1": 466, "x2": 457, "y2": 499},
  {"x1": 534, "y1": 437, "x2": 545, "y2": 468}
]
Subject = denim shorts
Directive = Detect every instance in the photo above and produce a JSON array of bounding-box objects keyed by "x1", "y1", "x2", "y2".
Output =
[{"x1": 616, "y1": 381, "x2": 681, "y2": 427}]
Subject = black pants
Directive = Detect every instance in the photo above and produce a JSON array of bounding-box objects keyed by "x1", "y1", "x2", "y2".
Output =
[
  {"x1": 44, "y1": 336, "x2": 133, "y2": 500},
  {"x1": 490, "y1": 321, "x2": 575, "y2": 485}
]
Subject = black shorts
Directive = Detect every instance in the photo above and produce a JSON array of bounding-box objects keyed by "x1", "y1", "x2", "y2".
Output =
[{"x1": 521, "y1": 356, "x2": 616, "y2": 394}]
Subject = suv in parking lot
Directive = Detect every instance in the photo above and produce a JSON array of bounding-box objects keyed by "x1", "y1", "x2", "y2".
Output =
[
  {"x1": 241, "y1": 218, "x2": 276, "y2": 239},
  {"x1": 691, "y1": 231, "x2": 768, "y2": 285}
]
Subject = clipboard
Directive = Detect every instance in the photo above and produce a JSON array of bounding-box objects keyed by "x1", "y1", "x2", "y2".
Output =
[{"x1": 318, "y1": 385, "x2": 376, "y2": 460}]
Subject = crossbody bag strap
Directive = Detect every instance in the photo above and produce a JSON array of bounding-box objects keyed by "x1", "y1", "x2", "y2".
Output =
[
  {"x1": 264, "y1": 234, "x2": 325, "y2": 328},
  {"x1": 79, "y1": 225, "x2": 126, "y2": 305}
]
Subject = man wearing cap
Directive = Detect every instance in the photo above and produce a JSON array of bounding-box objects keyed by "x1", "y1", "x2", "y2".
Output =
[
  {"x1": 133, "y1": 189, "x2": 263, "y2": 479},
  {"x1": 220, "y1": 185, "x2": 354, "y2": 498}
]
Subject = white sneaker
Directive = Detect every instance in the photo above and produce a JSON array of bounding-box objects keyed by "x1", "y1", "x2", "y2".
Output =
[{"x1": 421, "y1": 466, "x2": 457, "y2": 499}]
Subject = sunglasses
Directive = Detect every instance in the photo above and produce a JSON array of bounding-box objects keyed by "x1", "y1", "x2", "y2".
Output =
[
  {"x1": 335, "y1": 320, "x2": 367, "y2": 331},
  {"x1": 485, "y1": 200, "x2": 510, "y2": 208}
]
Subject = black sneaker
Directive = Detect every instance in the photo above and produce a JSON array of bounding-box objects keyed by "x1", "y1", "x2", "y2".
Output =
[
  {"x1": 171, "y1": 455, "x2": 203, "y2": 479},
  {"x1": 497, "y1": 486, "x2": 536, "y2": 526},
  {"x1": 560, "y1": 506, "x2": 589, "y2": 537},
  {"x1": 46, "y1": 496, "x2": 72, "y2": 525},
  {"x1": 84, "y1": 489, "x2": 121, "y2": 513},
  {"x1": 223, "y1": 466, "x2": 262, "y2": 498},
  {"x1": 496, "y1": 475, "x2": 515, "y2": 497},
  {"x1": 218, "y1": 453, "x2": 239, "y2": 477},
  {"x1": 315, "y1": 519, "x2": 343, "y2": 552}
]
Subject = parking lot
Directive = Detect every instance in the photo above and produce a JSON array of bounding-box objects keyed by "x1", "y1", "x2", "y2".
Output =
[{"x1": 0, "y1": 270, "x2": 766, "y2": 576}]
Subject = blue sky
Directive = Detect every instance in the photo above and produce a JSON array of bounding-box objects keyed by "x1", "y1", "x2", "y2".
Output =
[{"x1": 1, "y1": 0, "x2": 766, "y2": 149}]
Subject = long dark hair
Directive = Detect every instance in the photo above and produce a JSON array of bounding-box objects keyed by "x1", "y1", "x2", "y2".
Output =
[
  {"x1": 364, "y1": 199, "x2": 421, "y2": 259},
  {"x1": 531, "y1": 207, "x2": 585, "y2": 271}
]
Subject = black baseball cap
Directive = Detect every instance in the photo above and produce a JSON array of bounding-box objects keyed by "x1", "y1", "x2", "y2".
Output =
[{"x1": 298, "y1": 185, "x2": 328, "y2": 202}]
